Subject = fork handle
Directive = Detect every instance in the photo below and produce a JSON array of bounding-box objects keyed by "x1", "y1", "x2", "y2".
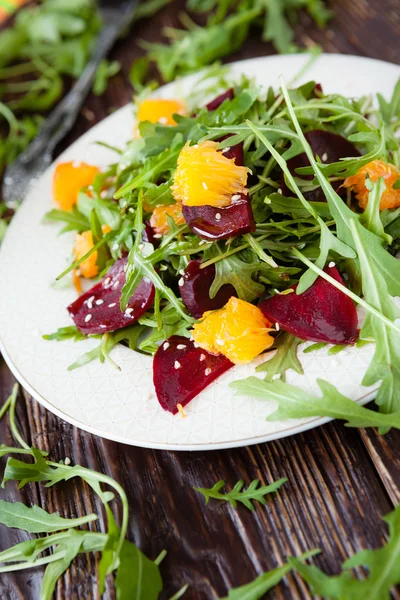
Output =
[{"x1": 20, "y1": 22, "x2": 125, "y2": 165}]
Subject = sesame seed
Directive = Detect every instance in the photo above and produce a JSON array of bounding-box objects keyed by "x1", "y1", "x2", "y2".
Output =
[
  {"x1": 158, "y1": 116, "x2": 168, "y2": 124},
  {"x1": 125, "y1": 308, "x2": 134, "y2": 316},
  {"x1": 202, "y1": 181, "x2": 208, "y2": 190},
  {"x1": 275, "y1": 323, "x2": 280, "y2": 331},
  {"x1": 277, "y1": 188, "x2": 282, "y2": 194},
  {"x1": 178, "y1": 277, "x2": 184, "y2": 287},
  {"x1": 273, "y1": 289, "x2": 280, "y2": 295},
  {"x1": 108, "y1": 302, "x2": 116, "y2": 308},
  {"x1": 112, "y1": 243, "x2": 119, "y2": 251},
  {"x1": 222, "y1": 147, "x2": 230, "y2": 153},
  {"x1": 193, "y1": 342, "x2": 199, "y2": 348},
  {"x1": 100, "y1": 325, "x2": 107, "y2": 328},
  {"x1": 177, "y1": 344, "x2": 186, "y2": 350},
  {"x1": 272, "y1": 373, "x2": 281, "y2": 381},
  {"x1": 84, "y1": 314, "x2": 92, "y2": 323},
  {"x1": 112, "y1": 281, "x2": 119, "y2": 290},
  {"x1": 72, "y1": 160, "x2": 82, "y2": 169},
  {"x1": 322, "y1": 152, "x2": 328, "y2": 162},
  {"x1": 128, "y1": 207, "x2": 135, "y2": 213},
  {"x1": 179, "y1": 269, "x2": 185, "y2": 275},
  {"x1": 174, "y1": 360, "x2": 181, "y2": 370},
  {"x1": 95, "y1": 299, "x2": 104, "y2": 305},
  {"x1": 153, "y1": 233, "x2": 162, "y2": 239},
  {"x1": 100, "y1": 190, "x2": 108, "y2": 199},
  {"x1": 231, "y1": 194, "x2": 241, "y2": 201},
  {"x1": 200, "y1": 354, "x2": 206, "y2": 361},
  {"x1": 104, "y1": 277, "x2": 111, "y2": 287},
  {"x1": 205, "y1": 368, "x2": 211, "y2": 376},
  {"x1": 64, "y1": 457, "x2": 71, "y2": 465},
  {"x1": 193, "y1": 144, "x2": 199, "y2": 148},
  {"x1": 215, "y1": 213, "x2": 221, "y2": 221},
  {"x1": 75, "y1": 269, "x2": 81, "y2": 277},
  {"x1": 86, "y1": 295, "x2": 95, "y2": 309},
  {"x1": 328, "y1": 261, "x2": 336, "y2": 268},
  {"x1": 163, "y1": 342, "x2": 170, "y2": 351}
]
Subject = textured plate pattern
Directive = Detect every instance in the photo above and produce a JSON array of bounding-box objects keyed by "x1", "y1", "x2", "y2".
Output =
[{"x1": 1, "y1": 54, "x2": 399, "y2": 449}]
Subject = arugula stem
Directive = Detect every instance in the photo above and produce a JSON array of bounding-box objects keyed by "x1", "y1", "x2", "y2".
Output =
[
  {"x1": 56, "y1": 233, "x2": 113, "y2": 280},
  {"x1": 8, "y1": 384, "x2": 30, "y2": 450},
  {"x1": 292, "y1": 248, "x2": 400, "y2": 335}
]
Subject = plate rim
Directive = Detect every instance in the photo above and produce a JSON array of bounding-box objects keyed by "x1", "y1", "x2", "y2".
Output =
[{"x1": 2, "y1": 51, "x2": 396, "y2": 450}]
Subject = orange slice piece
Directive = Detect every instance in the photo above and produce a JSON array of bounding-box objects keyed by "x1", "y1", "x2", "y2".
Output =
[
  {"x1": 343, "y1": 159, "x2": 400, "y2": 210},
  {"x1": 171, "y1": 141, "x2": 249, "y2": 207},
  {"x1": 53, "y1": 161, "x2": 100, "y2": 212},
  {"x1": 149, "y1": 203, "x2": 185, "y2": 235},
  {"x1": 192, "y1": 297, "x2": 274, "y2": 364}
]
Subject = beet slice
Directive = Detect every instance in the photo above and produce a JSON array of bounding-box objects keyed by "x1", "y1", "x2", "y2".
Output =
[
  {"x1": 182, "y1": 193, "x2": 255, "y2": 241},
  {"x1": 281, "y1": 130, "x2": 360, "y2": 202},
  {"x1": 68, "y1": 257, "x2": 155, "y2": 335},
  {"x1": 180, "y1": 260, "x2": 236, "y2": 318},
  {"x1": 142, "y1": 220, "x2": 160, "y2": 248},
  {"x1": 259, "y1": 266, "x2": 358, "y2": 345},
  {"x1": 205, "y1": 88, "x2": 234, "y2": 111},
  {"x1": 153, "y1": 335, "x2": 233, "y2": 413}
]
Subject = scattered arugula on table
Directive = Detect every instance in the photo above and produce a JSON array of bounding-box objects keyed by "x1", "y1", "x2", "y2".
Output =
[{"x1": 194, "y1": 477, "x2": 287, "y2": 510}]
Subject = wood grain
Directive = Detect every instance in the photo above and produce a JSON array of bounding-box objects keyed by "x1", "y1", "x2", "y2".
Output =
[{"x1": 1, "y1": 0, "x2": 400, "y2": 599}]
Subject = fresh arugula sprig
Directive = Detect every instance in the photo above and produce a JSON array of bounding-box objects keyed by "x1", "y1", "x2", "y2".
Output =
[
  {"x1": 231, "y1": 377, "x2": 400, "y2": 430},
  {"x1": 194, "y1": 477, "x2": 287, "y2": 510},
  {"x1": 0, "y1": 385, "x2": 178, "y2": 599},
  {"x1": 256, "y1": 332, "x2": 304, "y2": 382},
  {"x1": 219, "y1": 549, "x2": 321, "y2": 600},
  {"x1": 289, "y1": 504, "x2": 400, "y2": 600}
]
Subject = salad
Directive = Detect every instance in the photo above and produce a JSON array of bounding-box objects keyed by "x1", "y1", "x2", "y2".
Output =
[{"x1": 45, "y1": 69, "x2": 400, "y2": 420}]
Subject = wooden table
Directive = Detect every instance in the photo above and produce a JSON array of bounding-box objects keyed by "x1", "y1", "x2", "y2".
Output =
[{"x1": 1, "y1": 1, "x2": 400, "y2": 598}]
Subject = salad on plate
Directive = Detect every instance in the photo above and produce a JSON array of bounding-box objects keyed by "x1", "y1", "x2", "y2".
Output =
[{"x1": 44, "y1": 69, "x2": 400, "y2": 420}]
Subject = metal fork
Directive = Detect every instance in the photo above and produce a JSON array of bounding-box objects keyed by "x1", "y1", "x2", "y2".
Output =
[{"x1": 2, "y1": 0, "x2": 138, "y2": 207}]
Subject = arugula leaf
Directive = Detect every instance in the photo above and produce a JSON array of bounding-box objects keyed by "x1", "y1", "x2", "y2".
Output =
[
  {"x1": 231, "y1": 377, "x2": 400, "y2": 430},
  {"x1": 115, "y1": 539, "x2": 163, "y2": 600},
  {"x1": 219, "y1": 549, "x2": 321, "y2": 600},
  {"x1": 349, "y1": 218, "x2": 400, "y2": 424},
  {"x1": 43, "y1": 206, "x2": 90, "y2": 234},
  {"x1": 207, "y1": 244, "x2": 265, "y2": 302},
  {"x1": 93, "y1": 59, "x2": 120, "y2": 96},
  {"x1": 0, "y1": 500, "x2": 97, "y2": 533},
  {"x1": 256, "y1": 333, "x2": 303, "y2": 382},
  {"x1": 377, "y1": 79, "x2": 400, "y2": 124},
  {"x1": 194, "y1": 478, "x2": 287, "y2": 510},
  {"x1": 360, "y1": 176, "x2": 391, "y2": 244},
  {"x1": 41, "y1": 531, "x2": 84, "y2": 600},
  {"x1": 43, "y1": 325, "x2": 86, "y2": 342},
  {"x1": 289, "y1": 504, "x2": 400, "y2": 599}
]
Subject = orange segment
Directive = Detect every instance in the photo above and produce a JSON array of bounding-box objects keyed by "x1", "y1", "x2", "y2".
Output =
[
  {"x1": 135, "y1": 98, "x2": 186, "y2": 135},
  {"x1": 53, "y1": 161, "x2": 100, "y2": 211},
  {"x1": 343, "y1": 159, "x2": 400, "y2": 210},
  {"x1": 171, "y1": 141, "x2": 248, "y2": 207},
  {"x1": 73, "y1": 225, "x2": 110, "y2": 279},
  {"x1": 192, "y1": 297, "x2": 274, "y2": 365},
  {"x1": 150, "y1": 203, "x2": 185, "y2": 235}
]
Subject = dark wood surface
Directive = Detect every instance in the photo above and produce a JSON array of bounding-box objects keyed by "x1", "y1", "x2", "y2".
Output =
[{"x1": 1, "y1": 1, "x2": 400, "y2": 598}]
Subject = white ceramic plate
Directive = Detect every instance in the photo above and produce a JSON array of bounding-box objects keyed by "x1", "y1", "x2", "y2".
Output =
[{"x1": 1, "y1": 54, "x2": 398, "y2": 450}]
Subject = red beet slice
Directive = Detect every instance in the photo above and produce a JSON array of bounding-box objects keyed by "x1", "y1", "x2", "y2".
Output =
[
  {"x1": 205, "y1": 88, "x2": 234, "y2": 111},
  {"x1": 142, "y1": 220, "x2": 160, "y2": 248},
  {"x1": 182, "y1": 193, "x2": 255, "y2": 241},
  {"x1": 68, "y1": 257, "x2": 155, "y2": 335},
  {"x1": 259, "y1": 266, "x2": 358, "y2": 345},
  {"x1": 153, "y1": 335, "x2": 233, "y2": 413},
  {"x1": 180, "y1": 260, "x2": 237, "y2": 318},
  {"x1": 281, "y1": 130, "x2": 360, "y2": 202}
]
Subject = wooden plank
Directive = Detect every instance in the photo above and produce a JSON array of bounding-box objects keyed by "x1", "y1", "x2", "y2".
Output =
[
  {"x1": 0, "y1": 375, "x2": 395, "y2": 599},
  {"x1": 359, "y1": 428, "x2": 400, "y2": 505}
]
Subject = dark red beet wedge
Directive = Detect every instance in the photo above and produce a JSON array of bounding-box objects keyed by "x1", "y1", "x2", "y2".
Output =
[
  {"x1": 205, "y1": 88, "x2": 234, "y2": 111},
  {"x1": 180, "y1": 260, "x2": 236, "y2": 318},
  {"x1": 153, "y1": 335, "x2": 233, "y2": 414},
  {"x1": 259, "y1": 266, "x2": 358, "y2": 345},
  {"x1": 142, "y1": 220, "x2": 160, "y2": 248},
  {"x1": 281, "y1": 130, "x2": 360, "y2": 202},
  {"x1": 182, "y1": 193, "x2": 255, "y2": 241},
  {"x1": 68, "y1": 257, "x2": 155, "y2": 335}
]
